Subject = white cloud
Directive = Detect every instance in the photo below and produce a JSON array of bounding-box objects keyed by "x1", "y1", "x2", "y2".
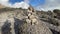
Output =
[
  {"x1": 9, "y1": 2, "x2": 29, "y2": 9},
  {"x1": 36, "y1": 0, "x2": 60, "y2": 11},
  {"x1": 0, "y1": 0, "x2": 29, "y2": 9},
  {"x1": 24, "y1": 0, "x2": 29, "y2": 3},
  {"x1": 0, "y1": 0, "x2": 8, "y2": 2},
  {"x1": 0, "y1": 0, "x2": 9, "y2": 5}
]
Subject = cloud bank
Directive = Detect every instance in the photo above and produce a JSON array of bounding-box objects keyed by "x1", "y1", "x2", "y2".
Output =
[
  {"x1": 0, "y1": 0, "x2": 29, "y2": 9},
  {"x1": 36, "y1": 0, "x2": 60, "y2": 11}
]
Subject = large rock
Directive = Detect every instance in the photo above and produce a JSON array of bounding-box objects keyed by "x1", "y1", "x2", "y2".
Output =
[{"x1": 18, "y1": 19, "x2": 52, "y2": 34}]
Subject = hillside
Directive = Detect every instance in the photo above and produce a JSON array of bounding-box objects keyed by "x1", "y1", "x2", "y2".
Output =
[{"x1": 0, "y1": 7, "x2": 60, "y2": 34}]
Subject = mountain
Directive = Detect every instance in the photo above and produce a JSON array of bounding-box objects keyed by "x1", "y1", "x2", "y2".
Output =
[{"x1": 0, "y1": 6, "x2": 60, "y2": 34}]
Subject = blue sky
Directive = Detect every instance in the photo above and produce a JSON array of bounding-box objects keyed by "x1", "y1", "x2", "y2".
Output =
[
  {"x1": 9, "y1": 0, "x2": 45, "y2": 7},
  {"x1": 9, "y1": 0, "x2": 24, "y2": 4},
  {"x1": 29, "y1": 0, "x2": 45, "y2": 6}
]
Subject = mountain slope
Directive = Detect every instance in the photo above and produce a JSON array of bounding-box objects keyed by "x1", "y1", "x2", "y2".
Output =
[
  {"x1": 0, "y1": 6, "x2": 60, "y2": 34},
  {"x1": 0, "y1": 7, "x2": 53, "y2": 34}
]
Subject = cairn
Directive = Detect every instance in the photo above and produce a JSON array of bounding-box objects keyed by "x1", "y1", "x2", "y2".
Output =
[{"x1": 26, "y1": 7, "x2": 38, "y2": 25}]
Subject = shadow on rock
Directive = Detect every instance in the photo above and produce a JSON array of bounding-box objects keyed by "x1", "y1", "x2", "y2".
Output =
[
  {"x1": 1, "y1": 20, "x2": 11, "y2": 34},
  {"x1": 14, "y1": 17, "x2": 25, "y2": 34},
  {"x1": 50, "y1": 29, "x2": 60, "y2": 34}
]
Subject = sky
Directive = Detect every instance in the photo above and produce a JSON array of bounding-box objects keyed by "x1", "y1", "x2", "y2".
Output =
[
  {"x1": 9, "y1": 0, "x2": 24, "y2": 4},
  {"x1": 0, "y1": 0, "x2": 60, "y2": 11},
  {"x1": 29, "y1": 0, "x2": 45, "y2": 7},
  {"x1": 9, "y1": 0, "x2": 45, "y2": 7}
]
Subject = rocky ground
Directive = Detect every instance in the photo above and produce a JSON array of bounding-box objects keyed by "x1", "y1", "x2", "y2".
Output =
[{"x1": 0, "y1": 7, "x2": 60, "y2": 34}]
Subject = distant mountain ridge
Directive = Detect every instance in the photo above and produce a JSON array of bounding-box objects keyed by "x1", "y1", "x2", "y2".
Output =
[{"x1": 0, "y1": 2, "x2": 29, "y2": 9}]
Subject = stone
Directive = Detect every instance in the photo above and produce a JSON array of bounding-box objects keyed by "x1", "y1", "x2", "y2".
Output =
[
  {"x1": 32, "y1": 19, "x2": 37, "y2": 23},
  {"x1": 19, "y1": 20, "x2": 53, "y2": 34},
  {"x1": 28, "y1": 13, "x2": 31, "y2": 16},
  {"x1": 29, "y1": 15, "x2": 35, "y2": 19},
  {"x1": 28, "y1": 10, "x2": 32, "y2": 13},
  {"x1": 26, "y1": 19, "x2": 31, "y2": 23},
  {"x1": 25, "y1": 16, "x2": 28, "y2": 19}
]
